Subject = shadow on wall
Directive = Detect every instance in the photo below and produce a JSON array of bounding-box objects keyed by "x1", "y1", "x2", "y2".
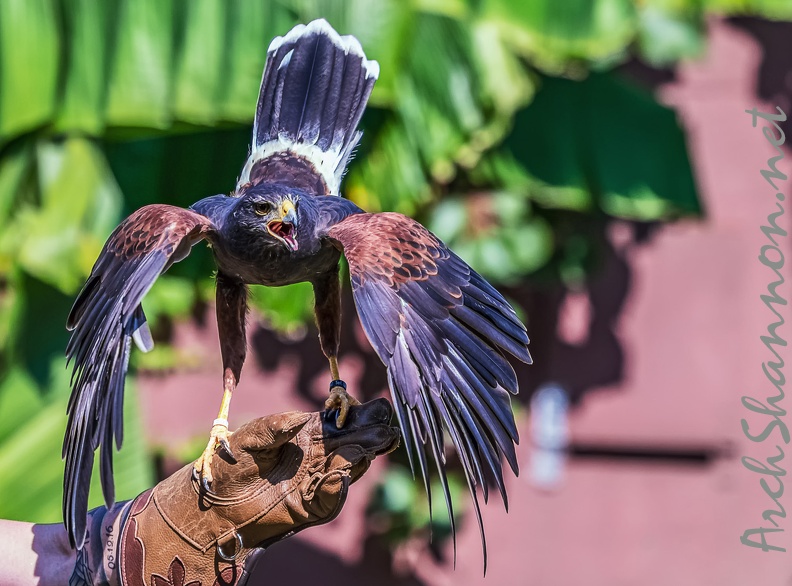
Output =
[
  {"x1": 507, "y1": 218, "x2": 635, "y2": 406},
  {"x1": 730, "y1": 17, "x2": 792, "y2": 151},
  {"x1": 247, "y1": 535, "x2": 426, "y2": 586}
]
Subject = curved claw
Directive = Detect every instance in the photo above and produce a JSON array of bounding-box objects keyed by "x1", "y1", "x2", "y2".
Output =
[
  {"x1": 192, "y1": 460, "x2": 215, "y2": 495},
  {"x1": 324, "y1": 383, "x2": 360, "y2": 429},
  {"x1": 193, "y1": 422, "x2": 233, "y2": 493},
  {"x1": 219, "y1": 436, "x2": 236, "y2": 463}
]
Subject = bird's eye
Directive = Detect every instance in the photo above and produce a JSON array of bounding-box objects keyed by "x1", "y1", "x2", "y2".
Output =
[{"x1": 253, "y1": 202, "x2": 272, "y2": 216}]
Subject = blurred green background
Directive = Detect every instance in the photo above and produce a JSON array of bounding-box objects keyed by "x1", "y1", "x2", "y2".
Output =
[{"x1": 0, "y1": 0, "x2": 787, "y2": 537}]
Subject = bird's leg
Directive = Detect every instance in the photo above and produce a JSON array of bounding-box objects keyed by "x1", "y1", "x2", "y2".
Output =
[
  {"x1": 194, "y1": 273, "x2": 247, "y2": 492},
  {"x1": 314, "y1": 269, "x2": 360, "y2": 428},
  {"x1": 194, "y1": 369, "x2": 237, "y2": 490},
  {"x1": 324, "y1": 355, "x2": 360, "y2": 428}
]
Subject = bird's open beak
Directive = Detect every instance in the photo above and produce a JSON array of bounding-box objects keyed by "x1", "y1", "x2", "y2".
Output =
[
  {"x1": 267, "y1": 199, "x2": 299, "y2": 251},
  {"x1": 280, "y1": 200, "x2": 298, "y2": 227}
]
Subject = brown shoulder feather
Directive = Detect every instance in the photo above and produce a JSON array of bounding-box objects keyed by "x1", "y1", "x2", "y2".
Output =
[{"x1": 328, "y1": 212, "x2": 445, "y2": 287}]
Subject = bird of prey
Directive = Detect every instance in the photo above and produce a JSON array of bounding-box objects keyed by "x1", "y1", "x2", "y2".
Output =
[{"x1": 64, "y1": 19, "x2": 532, "y2": 556}]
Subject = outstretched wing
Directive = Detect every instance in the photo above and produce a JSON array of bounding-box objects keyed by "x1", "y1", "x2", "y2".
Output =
[
  {"x1": 64, "y1": 204, "x2": 214, "y2": 549},
  {"x1": 327, "y1": 212, "x2": 531, "y2": 565}
]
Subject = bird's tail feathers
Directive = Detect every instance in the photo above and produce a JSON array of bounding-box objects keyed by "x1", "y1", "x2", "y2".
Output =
[{"x1": 238, "y1": 19, "x2": 379, "y2": 194}]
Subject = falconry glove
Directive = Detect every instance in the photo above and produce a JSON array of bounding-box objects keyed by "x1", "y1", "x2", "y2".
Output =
[{"x1": 70, "y1": 400, "x2": 399, "y2": 586}]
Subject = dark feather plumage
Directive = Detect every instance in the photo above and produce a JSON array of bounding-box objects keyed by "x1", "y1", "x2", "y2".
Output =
[
  {"x1": 64, "y1": 205, "x2": 212, "y2": 548},
  {"x1": 327, "y1": 213, "x2": 531, "y2": 567},
  {"x1": 246, "y1": 19, "x2": 378, "y2": 194}
]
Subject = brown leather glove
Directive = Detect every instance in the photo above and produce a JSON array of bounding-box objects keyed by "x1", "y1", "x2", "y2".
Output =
[{"x1": 73, "y1": 399, "x2": 399, "y2": 586}]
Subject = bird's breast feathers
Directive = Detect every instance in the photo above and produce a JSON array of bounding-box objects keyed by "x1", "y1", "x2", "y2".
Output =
[{"x1": 210, "y1": 234, "x2": 339, "y2": 287}]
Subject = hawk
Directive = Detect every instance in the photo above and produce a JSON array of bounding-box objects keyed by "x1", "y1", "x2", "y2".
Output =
[{"x1": 64, "y1": 19, "x2": 532, "y2": 557}]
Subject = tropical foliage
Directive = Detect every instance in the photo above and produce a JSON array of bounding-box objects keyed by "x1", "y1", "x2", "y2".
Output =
[{"x1": 0, "y1": 0, "x2": 785, "y2": 536}]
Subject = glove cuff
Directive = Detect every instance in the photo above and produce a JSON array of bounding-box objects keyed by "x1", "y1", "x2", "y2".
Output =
[
  {"x1": 116, "y1": 487, "x2": 260, "y2": 586},
  {"x1": 72, "y1": 491, "x2": 258, "y2": 586},
  {"x1": 111, "y1": 471, "x2": 350, "y2": 586},
  {"x1": 70, "y1": 500, "x2": 132, "y2": 586}
]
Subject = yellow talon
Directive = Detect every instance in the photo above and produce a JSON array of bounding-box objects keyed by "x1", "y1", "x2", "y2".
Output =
[
  {"x1": 325, "y1": 385, "x2": 360, "y2": 428},
  {"x1": 194, "y1": 420, "x2": 234, "y2": 492}
]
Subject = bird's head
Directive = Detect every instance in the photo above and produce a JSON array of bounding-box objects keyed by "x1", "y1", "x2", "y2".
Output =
[{"x1": 237, "y1": 187, "x2": 300, "y2": 251}]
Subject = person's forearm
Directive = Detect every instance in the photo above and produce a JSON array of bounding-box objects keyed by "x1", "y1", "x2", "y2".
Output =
[
  {"x1": 0, "y1": 502, "x2": 130, "y2": 586},
  {"x1": 0, "y1": 518, "x2": 74, "y2": 586}
]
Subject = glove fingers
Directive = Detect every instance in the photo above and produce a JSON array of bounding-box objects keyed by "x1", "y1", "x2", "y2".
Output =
[
  {"x1": 320, "y1": 399, "x2": 399, "y2": 456},
  {"x1": 232, "y1": 411, "x2": 312, "y2": 453},
  {"x1": 303, "y1": 470, "x2": 351, "y2": 519},
  {"x1": 320, "y1": 423, "x2": 400, "y2": 456},
  {"x1": 323, "y1": 398, "x2": 392, "y2": 430},
  {"x1": 329, "y1": 446, "x2": 374, "y2": 484}
]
